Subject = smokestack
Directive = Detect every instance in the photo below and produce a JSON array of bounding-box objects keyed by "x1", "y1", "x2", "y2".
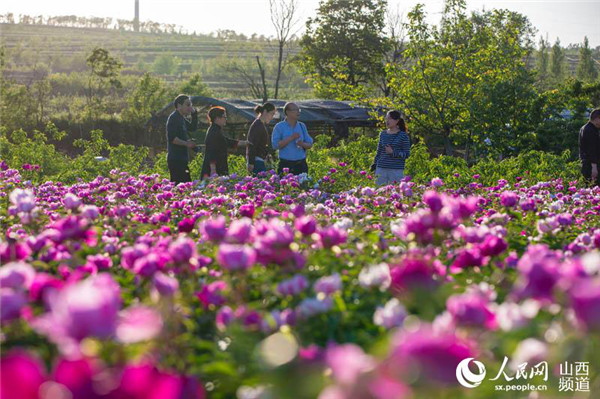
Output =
[{"x1": 134, "y1": 0, "x2": 139, "y2": 32}]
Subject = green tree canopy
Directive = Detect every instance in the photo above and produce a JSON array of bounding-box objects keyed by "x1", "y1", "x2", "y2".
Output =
[
  {"x1": 298, "y1": 0, "x2": 389, "y2": 99},
  {"x1": 576, "y1": 36, "x2": 598, "y2": 83}
]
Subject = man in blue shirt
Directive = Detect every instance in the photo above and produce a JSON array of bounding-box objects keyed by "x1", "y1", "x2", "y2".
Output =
[
  {"x1": 166, "y1": 94, "x2": 198, "y2": 184},
  {"x1": 271, "y1": 102, "x2": 313, "y2": 175}
]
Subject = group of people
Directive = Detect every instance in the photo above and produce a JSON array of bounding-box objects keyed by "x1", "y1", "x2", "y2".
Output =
[{"x1": 165, "y1": 94, "x2": 412, "y2": 186}]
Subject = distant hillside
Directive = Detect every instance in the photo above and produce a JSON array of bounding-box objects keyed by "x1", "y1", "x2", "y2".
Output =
[{"x1": 0, "y1": 23, "x2": 312, "y2": 97}]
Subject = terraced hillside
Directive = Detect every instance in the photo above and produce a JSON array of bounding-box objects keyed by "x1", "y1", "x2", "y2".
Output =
[{"x1": 0, "y1": 23, "x2": 312, "y2": 97}]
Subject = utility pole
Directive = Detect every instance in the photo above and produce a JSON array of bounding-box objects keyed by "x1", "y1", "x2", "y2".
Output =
[{"x1": 134, "y1": 0, "x2": 140, "y2": 32}]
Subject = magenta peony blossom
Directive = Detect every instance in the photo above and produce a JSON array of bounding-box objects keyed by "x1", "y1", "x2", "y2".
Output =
[
  {"x1": 0, "y1": 241, "x2": 32, "y2": 263},
  {"x1": 295, "y1": 215, "x2": 317, "y2": 236},
  {"x1": 388, "y1": 324, "x2": 476, "y2": 385},
  {"x1": 500, "y1": 191, "x2": 518, "y2": 207},
  {"x1": 196, "y1": 281, "x2": 228, "y2": 309},
  {"x1": 0, "y1": 350, "x2": 47, "y2": 399},
  {"x1": 225, "y1": 218, "x2": 253, "y2": 244}
]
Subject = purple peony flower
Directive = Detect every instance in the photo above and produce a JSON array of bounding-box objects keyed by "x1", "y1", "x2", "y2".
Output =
[
  {"x1": 152, "y1": 271, "x2": 179, "y2": 296},
  {"x1": 31, "y1": 273, "x2": 122, "y2": 352},
  {"x1": 500, "y1": 191, "x2": 518, "y2": 207},
  {"x1": 295, "y1": 215, "x2": 317, "y2": 236},
  {"x1": 314, "y1": 273, "x2": 342, "y2": 296},
  {"x1": 200, "y1": 216, "x2": 227, "y2": 242},
  {"x1": 216, "y1": 244, "x2": 256, "y2": 271},
  {"x1": 569, "y1": 278, "x2": 600, "y2": 331},
  {"x1": 446, "y1": 291, "x2": 497, "y2": 330},
  {"x1": 277, "y1": 274, "x2": 309, "y2": 296}
]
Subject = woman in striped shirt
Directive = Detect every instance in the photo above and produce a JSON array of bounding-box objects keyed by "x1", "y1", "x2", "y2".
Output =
[{"x1": 372, "y1": 110, "x2": 411, "y2": 186}]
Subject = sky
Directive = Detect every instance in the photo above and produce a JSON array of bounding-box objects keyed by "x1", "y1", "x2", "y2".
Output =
[{"x1": 1, "y1": 0, "x2": 599, "y2": 47}]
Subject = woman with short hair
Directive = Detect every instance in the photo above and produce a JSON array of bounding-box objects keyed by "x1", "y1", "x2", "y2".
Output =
[
  {"x1": 247, "y1": 102, "x2": 276, "y2": 175},
  {"x1": 201, "y1": 106, "x2": 247, "y2": 180},
  {"x1": 372, "y1": 110, "x2": 411, "y2": 186}
]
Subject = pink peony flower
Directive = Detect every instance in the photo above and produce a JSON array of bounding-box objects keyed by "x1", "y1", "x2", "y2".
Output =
[
  {"x1": 325, "y1": 344, "x2": 376, "y2": 386},
  {"x1": 116, "y1": 305, "x2": 163, "y2": 344}
]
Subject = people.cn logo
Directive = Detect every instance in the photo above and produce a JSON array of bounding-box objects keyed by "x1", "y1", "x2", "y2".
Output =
[{"x1": 456, "y1": 358, "x2": 487, "y2": 388}]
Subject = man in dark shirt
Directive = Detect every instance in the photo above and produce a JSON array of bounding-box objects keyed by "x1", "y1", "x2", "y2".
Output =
[
  {"x1": 579, "y1": 108, "x2": 600, "y2": 186},
  {"x1": 166, "y1": 94, "x2": 198, "y2": 184}
]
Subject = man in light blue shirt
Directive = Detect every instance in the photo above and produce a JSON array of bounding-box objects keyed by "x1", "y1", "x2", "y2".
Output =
[{"x1": 271, "y1": 102, "x2": 314, "y2": 175}]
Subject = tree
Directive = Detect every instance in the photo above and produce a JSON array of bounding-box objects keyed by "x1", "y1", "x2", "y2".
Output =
[
  {"x1": 576, "y1": 36, "x2": 598, "y2": 83},
  {"x1": 536, "y1": 36, "x2": 550, "y2": 86},
  {"x1": 298, "y1": 0, "x2": 389, "y2": 99},
  {"x1": 152, "y1": 54, "x2": 178, "y2": 75},
  {"x1": 177, "y1": 73, "x2": 212, "y2": 97},
  {"x1": 385, "y1": 0, "x2": 536, "y2": 157},
  {"x1": 85, "y1": 48, "x2": 122, "y2": 120},
  {"x1": 122, "y1": 72, "x2": 169, "y2": 127},
  {"x1": 550, "y1": 38, "x2": 566, "y2": 82},
  {"x1": 269, "y1": 0, "x2": 300, "y2": 99}
]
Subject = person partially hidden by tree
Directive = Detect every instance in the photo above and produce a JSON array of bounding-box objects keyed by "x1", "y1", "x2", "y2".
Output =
[
  {"x1": 579, "y1": 108, "x2": 600, "y2": 186},
  {"x1": 166, "y1": 94, "x2": 198, "y2": 184},
  {"x1": 201, "y1": 106, "x2": 248, "y2": 180}
]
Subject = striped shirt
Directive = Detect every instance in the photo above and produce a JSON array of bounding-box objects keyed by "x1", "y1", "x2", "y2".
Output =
[{"x1": 373, "y1": 130, "x2": 411, "y2": 170}]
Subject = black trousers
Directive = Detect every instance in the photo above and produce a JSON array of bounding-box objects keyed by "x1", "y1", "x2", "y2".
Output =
[
  {"x1": 168, "y1": 159, "x2": 191, "y2": 184},
  {"x1": 581, "y1": 161, "x2": 600, "y2": 186},
  {"x1": 278, "y1": 158, "x2": 308, "y2": 175}
]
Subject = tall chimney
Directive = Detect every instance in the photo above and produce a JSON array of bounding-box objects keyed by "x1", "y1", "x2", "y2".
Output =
[{"x1": 134, "y1": 0, "x2": 139, "y2": 32}]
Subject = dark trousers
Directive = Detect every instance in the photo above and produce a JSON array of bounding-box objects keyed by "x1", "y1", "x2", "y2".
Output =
[
  {"x1": 168, "y1": 159, "x2": 191, "y2": 184},
  {"x1": 582, "y1": 161, "x2": 600, "y2": 186},
  {"x1": 278, "y1": 158, "x2": 308, "y2": 175}
]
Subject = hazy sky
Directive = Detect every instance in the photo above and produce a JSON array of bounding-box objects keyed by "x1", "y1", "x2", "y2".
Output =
[{"x1": 1, "y1": 0, "x2": 599, "y2": 47}]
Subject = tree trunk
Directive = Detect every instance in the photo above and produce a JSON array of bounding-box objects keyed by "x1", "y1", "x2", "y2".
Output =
[
  {"x1": 275, "y1": 41, "x2": 284, "y2": 99},
  {"x1": 256, "y1": 56, "x2": 268, "y2": 103},
  {"x1": 443, "y1": 127, "x2": 454, "y2": 156}
]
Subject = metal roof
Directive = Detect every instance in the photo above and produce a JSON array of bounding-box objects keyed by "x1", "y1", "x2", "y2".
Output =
[{"x1": 154, "y1": 96, "x2": 378, "y2": 126}]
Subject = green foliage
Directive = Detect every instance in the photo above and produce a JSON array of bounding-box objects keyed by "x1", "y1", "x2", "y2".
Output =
[
  {"x1": 298, "y1": 0, "x2": 389, "y2": 99},
  {"x1": 153, "y1": 53, "x2": 179, "y2": 75},
  {"x1": 386, "y1": 1, "x2": 537, "y2": 157},
  {"x1": 576, "y1": 37, "x2": 599, "y2": 83},
  {"x1": 177, "y1": 73, "x2": 212, "y2": 97},
  {"x1": 122, "y1": 72, "x2": 170, "y2": 126},
  {"x1": 550, "y1": 38, "x2": 567, "y2": 83},
  {"x1": 405, "y1": 142, "x2": 581, "y2": 188}
]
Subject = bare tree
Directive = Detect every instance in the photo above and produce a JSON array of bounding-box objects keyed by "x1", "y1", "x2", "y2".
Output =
[
  {"x1": 269, "y1": 0, "x2": 300, "y2": 99},
  {"x1": 380, "y1": 4, "x2": 408, "y2": 98}
]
